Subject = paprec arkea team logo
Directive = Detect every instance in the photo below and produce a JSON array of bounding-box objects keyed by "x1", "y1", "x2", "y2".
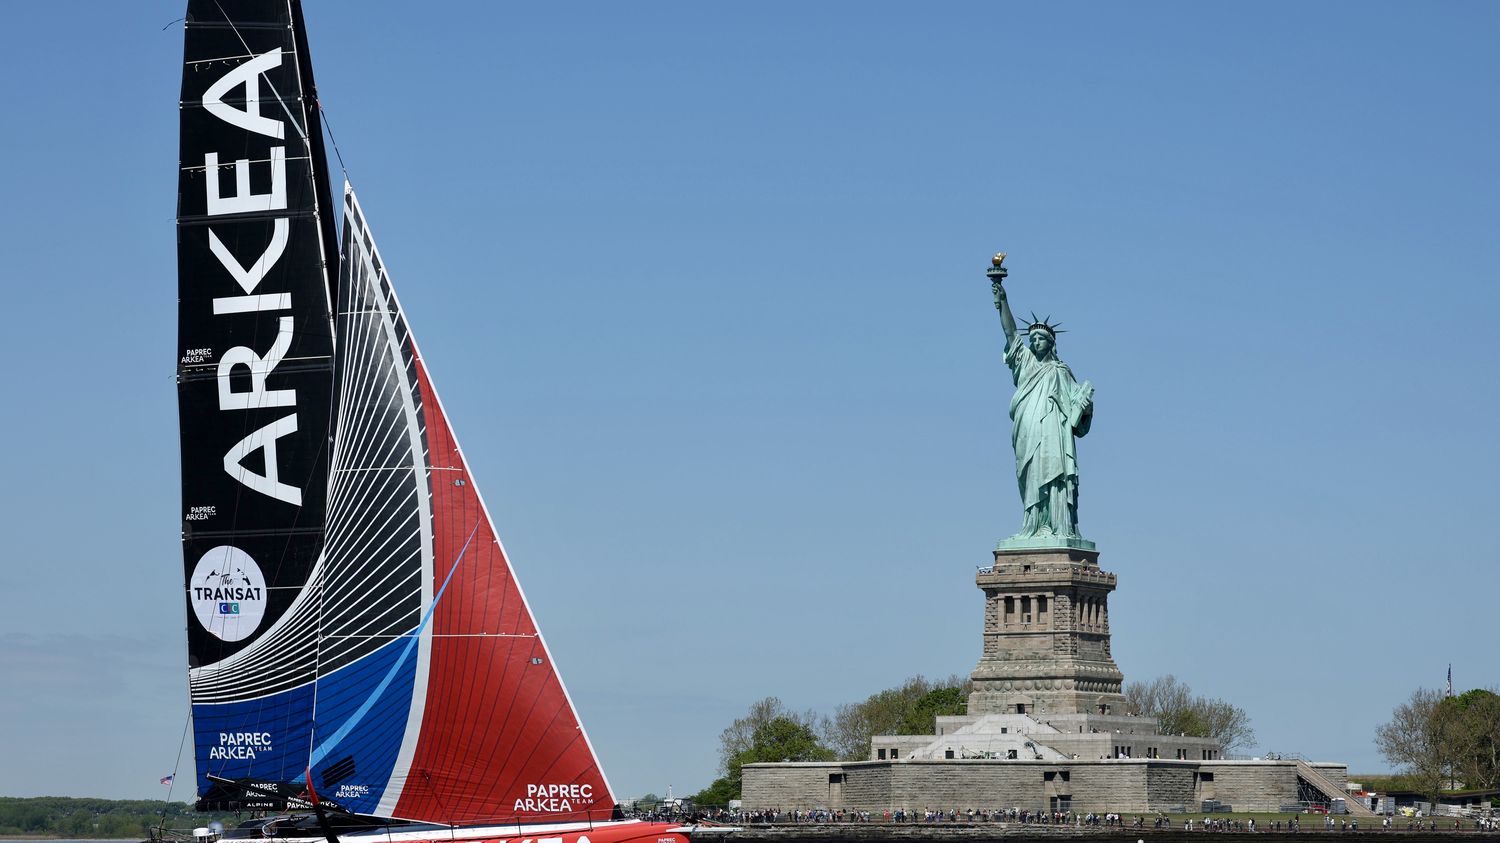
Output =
[{"x1": 190, "y1": 546, "x2": 268, "y2": 641}]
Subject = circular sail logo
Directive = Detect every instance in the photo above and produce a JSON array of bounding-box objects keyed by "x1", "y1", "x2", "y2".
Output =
[{"x1": 190, "y1": 546, "x2": 268, "y2": 642}]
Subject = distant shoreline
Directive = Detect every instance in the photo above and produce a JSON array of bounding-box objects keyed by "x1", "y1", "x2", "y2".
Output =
[{"x1": 0, "y1": 837, "x2": 141, "y2": 841}]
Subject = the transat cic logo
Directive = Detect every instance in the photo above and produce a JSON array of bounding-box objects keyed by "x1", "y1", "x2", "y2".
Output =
[{"x1": 190, "y1": 546, "x2": 268, "y2": 642}]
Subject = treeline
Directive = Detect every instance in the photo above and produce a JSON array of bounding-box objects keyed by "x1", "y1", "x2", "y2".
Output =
[
  {"x1": 0, "y1": 796, "x2": 238, "y2": 839},
  {"x1": 1123, "y1": 675, "x2": 1255, "y2": 752},
  {"x1": 690, "y1": 673, "x2": 1254, "y2": 805},
  {"x1": 690, "y1": 676, "x2": 970, "y2": 806},
  {"x1": 1377, "y1": 687, "x2": 1500, "y2": 804}
]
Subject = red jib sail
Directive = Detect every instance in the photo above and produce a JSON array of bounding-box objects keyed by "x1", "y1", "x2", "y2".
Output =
[{"x1": 338, "y1": 187, "x2": 615, "y2": 825}]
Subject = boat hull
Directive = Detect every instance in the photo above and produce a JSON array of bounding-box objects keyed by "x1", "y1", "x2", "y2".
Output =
[{"x1": 226, "y1": 819, "x2": 688, "y2": 843}]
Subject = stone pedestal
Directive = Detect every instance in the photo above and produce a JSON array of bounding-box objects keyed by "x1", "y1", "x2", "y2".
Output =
[{"x1": 968, "y1": 545, "x2": 1128, "y2": 717}]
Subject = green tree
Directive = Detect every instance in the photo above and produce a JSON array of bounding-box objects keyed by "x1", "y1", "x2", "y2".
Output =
[
  {"x1": 1124, "y1": 674, "x2": 1255, "y2": 752},
  {"x1": 689, "y1": 776, "x2": 738, "y2": 809},
  {"x1": 901, "y1": 686, "x2": 968, "y2": 735},
  {"x1": 63, "y1": 808, "x2": 94, "y2": 837},
  {"x1": 825, "y1": 675, "x2": 969, "y2": 761},
  {"x1": 715, "y1": 696, "x2": 826, "y2": 772},
  {"x1": 1442, "y1": 688, "x2": 1500, "y2": 791},
  {"x1": 693, "y1": 699, "x2": 835, "y2": 805},
  {"x1": 739, "y1": 717, "x2": 836, "y2": 768},
  {"x1": 1376, "y1": 687, "x2": 1450, "y2": 806},
  {"x1": 0, "y1": 797, "x2": 239, "y2": 839}
]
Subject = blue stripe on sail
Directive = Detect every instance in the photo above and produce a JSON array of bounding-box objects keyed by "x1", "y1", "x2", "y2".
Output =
[
  {"x1": 304, "y1": 637, "x2": 415, "y2": 813},
  {"x1": 296, "y1": 523, "x2": 481, "y2": 802},
  {"x1": 192, "y1": 685, "x2": 316, "y2": 794}
]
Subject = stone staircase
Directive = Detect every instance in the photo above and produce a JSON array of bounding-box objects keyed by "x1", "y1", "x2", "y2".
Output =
[
  {"x1": 898, "y1": 714, "x2": 1069, "y2": 761},
  {"x1": 1296, "y1": 760, "x2": 1377, "y2": 817}
]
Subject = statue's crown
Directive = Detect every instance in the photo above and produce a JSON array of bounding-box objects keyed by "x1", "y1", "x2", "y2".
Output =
[{"x1": 1026, "y1": 313, "x2": 1064, "y2": 336}]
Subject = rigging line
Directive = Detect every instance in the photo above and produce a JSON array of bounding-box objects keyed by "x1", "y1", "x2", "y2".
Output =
[
  {"x1": 309, "y1": 550, "x2": 328, "y2": 778},
  {"x1": 162, "y1": 17, "x2": 185, "y2": 31},
  {"x1": 210, "y1": 2, "x2": 312, "y2": 144},
  {"x1": 318, "y1": 101, "x2": 351, "y2": 183},
  {"x1": 157, "y1": 714, "x2": 192, "y2": 830}
]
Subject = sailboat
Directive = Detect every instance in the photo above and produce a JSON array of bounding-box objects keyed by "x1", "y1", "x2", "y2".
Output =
[{"x1": 175, "y1": 4, "x2": 691, "y2": 842}]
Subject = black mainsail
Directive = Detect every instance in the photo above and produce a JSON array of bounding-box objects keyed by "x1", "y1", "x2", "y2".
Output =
[{"x1": 176, "y1": 0, "x2": 336, "y2": 799}]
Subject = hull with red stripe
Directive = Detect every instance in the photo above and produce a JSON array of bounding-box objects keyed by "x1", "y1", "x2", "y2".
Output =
[{"x1": 231, "y1": 821, "x2": 688, "y2": 843}]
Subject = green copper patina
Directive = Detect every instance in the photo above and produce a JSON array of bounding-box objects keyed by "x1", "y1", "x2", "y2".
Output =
[{"x1": 988, "y1": 254, "x2": 1095, "y2": 551}]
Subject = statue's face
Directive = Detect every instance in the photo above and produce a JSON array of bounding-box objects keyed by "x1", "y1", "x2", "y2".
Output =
[{"x1": 1029, "y1": 330, "x2": 1054, "y2": 357}]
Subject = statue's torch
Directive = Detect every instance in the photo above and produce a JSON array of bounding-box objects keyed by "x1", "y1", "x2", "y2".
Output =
[
  {"x1": 987, "y1": 252, "x2": 1008, "y2": 305},
  {"x1": 987, "y1": 251, "x2": 1008, "y2": 281}
]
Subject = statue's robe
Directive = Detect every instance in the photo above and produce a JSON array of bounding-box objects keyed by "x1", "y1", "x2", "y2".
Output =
[{"x1": 1005, "y1": 334, "x2": 1092, "y2": 531}]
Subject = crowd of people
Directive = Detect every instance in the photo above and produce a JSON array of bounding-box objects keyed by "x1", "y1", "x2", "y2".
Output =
[
  {"x1": 627, "y1": 804, "x2": 1499, "y2": 832},
  {"x1": 643, "y1": 807, "x2": 1129, "y2": 825}
]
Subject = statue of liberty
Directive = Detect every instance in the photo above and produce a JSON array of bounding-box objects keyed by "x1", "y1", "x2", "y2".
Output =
[{"x1": 988, "y1": 254, "x2": 1094, "y2": 548}]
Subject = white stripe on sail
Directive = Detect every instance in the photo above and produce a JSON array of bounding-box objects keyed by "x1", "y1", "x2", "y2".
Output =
[{"x1": 339, "y1": 186, "x2": 436, "y2": 818}]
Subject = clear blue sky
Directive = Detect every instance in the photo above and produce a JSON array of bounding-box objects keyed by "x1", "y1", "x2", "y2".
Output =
[{"x1": 0, "y1": 0, "x2": 1496, "y2": 802}]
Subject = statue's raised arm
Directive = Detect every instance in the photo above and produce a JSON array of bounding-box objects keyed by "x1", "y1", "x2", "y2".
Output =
[{"x1": 990, "y1": 253, "x2": 1017, "y2": 343}]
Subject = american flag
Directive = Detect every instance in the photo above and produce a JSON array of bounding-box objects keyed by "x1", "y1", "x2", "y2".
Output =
[
  {"x1": 160, "y1": 774, "x2": 174, "y2": 786},
  {"x1": 1447, "y1": 664, "x2": 1453, "y2": 697}
]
